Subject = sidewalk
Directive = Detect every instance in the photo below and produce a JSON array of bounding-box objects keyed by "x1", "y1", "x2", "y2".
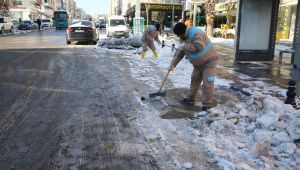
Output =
[
  {"x1": 0, "y1": 27, "x2": 52, "y2": 37},
  {"x1": 211, "y1": 38, "x2": 293, "y2": 89}
]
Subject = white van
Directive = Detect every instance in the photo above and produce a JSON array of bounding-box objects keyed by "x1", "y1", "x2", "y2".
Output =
[
  {"x1": 0, "y1": 16, "x2": 14, "y2": 35},
  {"x1": 106, "y1": 16, "x2": 129, "y2": 38}
]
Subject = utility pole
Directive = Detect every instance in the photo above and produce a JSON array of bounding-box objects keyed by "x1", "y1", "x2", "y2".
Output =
[
  {"x1": 146, "y1": 3, "x2": 149, "y2": 26},
  {"x1": 133, "y1": 0, "x2": 144, "y2": 34},
  {"x1": 292, "y1": 1, "x2": 300, "y2": 95},
  {"x1": 172, "y1": 0, "x2": 174, "y2": 26},
  {"x1": 61, "y1": 0, "x2": 64, "y2": 10},
  {"x1": 135, "y1": 0, "x2": 140, "y2": 18},
  {"x1": 193, "y1": 3, "x2": 197, "y2": 26}
]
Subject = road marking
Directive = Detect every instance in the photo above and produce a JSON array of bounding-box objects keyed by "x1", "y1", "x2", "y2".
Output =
[
  {"x1": 0, "y1": 82, "x2": 82, "y2": 94},
  {"x1": 22, "y1": 69, "x2": 53, "y2": 74}
]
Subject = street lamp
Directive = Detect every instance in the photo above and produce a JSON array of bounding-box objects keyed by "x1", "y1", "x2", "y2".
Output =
[{"x1": 172, "y1": 0, "x2": 174, "y2": 26}]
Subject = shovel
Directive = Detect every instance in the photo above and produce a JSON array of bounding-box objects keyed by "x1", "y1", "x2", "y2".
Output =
[{"x1": 149, "y1": 69, "x2": 171, "y2": 101}]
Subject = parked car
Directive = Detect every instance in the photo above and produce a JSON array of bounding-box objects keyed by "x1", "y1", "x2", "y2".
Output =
[
  {"x1": 106, "y1": 16, "x2": 129, "y2": 38},
  {"x1": 18, "y1": 20, "x2": 36, "y2": 30},
  {"x1": 32, "y1": 20, "x2": 39, "y2": 29},
  {"x1": 41, "y1": 19, "x2": 52, "y2": 28},
  {"x1": 0, "y1": 16, "x2": 14, "y2": 35},
  {"x1": 100, "y1": 20, "x2": 106, "y2": 29},
  {"x1": 11, "y1": 19, "x2": 20, "y2": 27},
  {"x1": 66, "y1": 20, "x2": 99, "y2": 45}
]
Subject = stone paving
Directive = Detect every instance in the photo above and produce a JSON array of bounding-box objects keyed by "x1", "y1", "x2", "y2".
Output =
[{"x1": 214, "y1": 43, "x2": 293, "y2": 89}]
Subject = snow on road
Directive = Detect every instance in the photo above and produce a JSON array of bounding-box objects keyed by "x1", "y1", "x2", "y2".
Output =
[{"x1": 97, "y1": 36, "x2": 300, "y2": 169}]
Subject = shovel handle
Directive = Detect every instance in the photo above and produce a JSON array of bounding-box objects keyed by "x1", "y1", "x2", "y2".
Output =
[{"x1": 157, "y1": 70, "x2": 171, "y2": 93}]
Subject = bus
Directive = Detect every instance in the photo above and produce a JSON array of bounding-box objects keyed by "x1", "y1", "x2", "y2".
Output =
[{"x1": 52, "y1": 10, "x2": 70, "y2": 29}]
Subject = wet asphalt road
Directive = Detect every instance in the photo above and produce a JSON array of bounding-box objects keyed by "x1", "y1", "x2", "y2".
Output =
[{"x1": 0, "y1": 29, "x2": 162, "y2": 169}]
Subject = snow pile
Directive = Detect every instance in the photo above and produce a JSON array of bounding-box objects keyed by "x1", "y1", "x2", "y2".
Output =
[
  {"x1": 211, "y1": 37, "x2": 235, "y2": 47},
  {"x1": 98, "y1": 34, "x2": 142, "y2": 49},
  {"x1": 189, "y1": 93, "x2": 300, "y2": 169},
  {"x1": 109, "y1": 35, "x2": 299, "y2": 169}
]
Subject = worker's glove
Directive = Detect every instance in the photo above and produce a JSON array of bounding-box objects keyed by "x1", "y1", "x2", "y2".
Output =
[
  {"x1": 168, "y1": 65, "x2": 174, "y2": 72},
  {"x1": 178, "y1": 43, "x2": 185, "y2": 51}
]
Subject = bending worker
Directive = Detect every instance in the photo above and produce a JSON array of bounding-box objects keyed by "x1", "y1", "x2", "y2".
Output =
[
  {"x1": 141, "y1": 23, "x2": 161, "y2": 59},
  {"x1": 169, "y1": 22, "x2": 218, "y2": 110}
]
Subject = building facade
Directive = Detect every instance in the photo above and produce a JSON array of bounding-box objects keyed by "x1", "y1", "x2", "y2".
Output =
[
  {"x1": 126, "y1": 2, "x2": 183, "y2": 28},
  {"x1": 9, "y1": 0, "x2": 78, "y2": 20},
  {"x1": 10, "y1": 0, "x2": 44, "y2": 20},
  {"x1": 41, "y1": 0, "x2": 56, "y2": 19},
  {"x1": 277, "y1": 0, "x2": 298, "y2": 40},
  {"x1": 111, "y1": 0, "x2": 175, "y2": 16},
  {"x1": 109, "y1": 0, "x2": 122, "y2": 16}
]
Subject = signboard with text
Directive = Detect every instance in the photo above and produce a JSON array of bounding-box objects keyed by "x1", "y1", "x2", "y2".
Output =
[{"x1": 141, "y1": 3, "x2": 183, "y2": 12}]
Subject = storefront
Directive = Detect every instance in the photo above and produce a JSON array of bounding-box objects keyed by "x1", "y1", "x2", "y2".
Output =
[
  {"x1": 10, "y1": 6, "x2": 31, "y2": 20},
  {"x1": 10, "y1": 0, "x2": 43, "y2": 20},
  {"x1": 215, "y1": 0, "x2": 237, "y2": 28},
  {"x1": 277, "y1": 0, "x2": 298, "y2": 40},
  {"x1": 126, "y1": 3, "x2": 183, "y2": 29}
]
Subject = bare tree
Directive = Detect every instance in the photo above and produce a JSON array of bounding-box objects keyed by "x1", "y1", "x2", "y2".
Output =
[
  {"x1": 205, "y1": 0, "x2": 216, "y2": 37},
  {"x1": 0, "y1": 0, "x2": 10, "y2": 17}
]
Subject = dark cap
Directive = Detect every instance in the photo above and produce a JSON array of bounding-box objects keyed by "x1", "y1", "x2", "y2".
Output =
[{"x1": 173, "y1": 22, "x2": 187, "y2": 35}]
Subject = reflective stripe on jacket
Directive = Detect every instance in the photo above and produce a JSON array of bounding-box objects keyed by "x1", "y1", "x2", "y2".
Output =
[{"x1": 186, "y1": 27, "x2": 212, "y2": 61}]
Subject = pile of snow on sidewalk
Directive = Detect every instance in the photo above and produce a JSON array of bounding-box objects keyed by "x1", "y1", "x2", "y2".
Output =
[
  {"x1": 189, "y1": 93, "x2": 300, "y2": 170},
  {"x1": 98, "y1": 34, "x2": 300, "y2": 169},
  {"x1": 98, "y1": 34, "x2": 142, "y2": 49}
]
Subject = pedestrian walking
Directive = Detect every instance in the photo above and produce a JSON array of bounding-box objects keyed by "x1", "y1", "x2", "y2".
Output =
[
  {"x1": 168, "y1": 22, "x2": 218, "y2": 110},
  {"x1": 141, "y1": 22, "x2": 161, "y2": 60},
  {"x1": 37, "y1": 18, "x2": 42, "y2": 30}
]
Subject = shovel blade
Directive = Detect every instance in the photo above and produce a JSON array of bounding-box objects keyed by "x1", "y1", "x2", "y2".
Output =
[{"x1": 149, "y1": 92, "x2": 167, "y2": 100}]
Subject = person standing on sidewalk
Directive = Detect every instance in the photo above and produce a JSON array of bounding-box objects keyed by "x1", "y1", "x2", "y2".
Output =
[
  {"x1": 37, "y1": 18, "x2": 42, "y2": 30},
  {"x1": 141, "y1": 22, "x2": 161, "y2": 60},
  {"x1": 168, "y1": 22, "x2": 218, "y2": 110}
]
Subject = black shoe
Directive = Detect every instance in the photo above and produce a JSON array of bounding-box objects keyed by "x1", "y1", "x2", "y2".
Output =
[
  {"x1": 201, "y1": 106, "x2": 212, "y2": 111},
  {"x1": 179, "y1": 98, "x2": 195, "y2": 105}
]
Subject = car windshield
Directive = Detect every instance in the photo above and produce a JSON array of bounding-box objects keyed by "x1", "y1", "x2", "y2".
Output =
[
  {"x1": 101, "y1": 21, "x2": 106, "y2": 24},
  {"x1": 0, "y1": 18, "x2": 4, "y2": 23},
  {"x1": 54, "y1": 12, "x2": 68, "y2": 20},
  {"x1": 22, "y1": 21, "x2": 31, "y2": 24},
  {"x1": 42, "y1": 19, "x2": 50, "y2": 22},
  {"x1": 71, "y1": 21, "x2": 92, "y2": 27},
  {"x1": 110, "y1": 19, "x2": 125, "y2": 26}
]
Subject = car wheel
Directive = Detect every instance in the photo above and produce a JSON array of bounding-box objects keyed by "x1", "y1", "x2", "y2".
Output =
[
  {"x1": 67, "y1": 41, "x2": 71, "y2": 45},
  {"x1": 1, "y1": 27, "x2": 4, "y2": 35}
]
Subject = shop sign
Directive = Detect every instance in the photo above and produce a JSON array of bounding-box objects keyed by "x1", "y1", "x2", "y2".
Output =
[
  {"x1": 215, "y1": 2, "x2": 237, "y2": 15},
  {"x1": 16, "y1": 5, "x2": 27, "y2": 9},
  {"x1": 142, "y1": 3, "x2": 182, "y2": 11},
  {"x1": 215, "y1": 4, "x2": 228, "y2": 11}
]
